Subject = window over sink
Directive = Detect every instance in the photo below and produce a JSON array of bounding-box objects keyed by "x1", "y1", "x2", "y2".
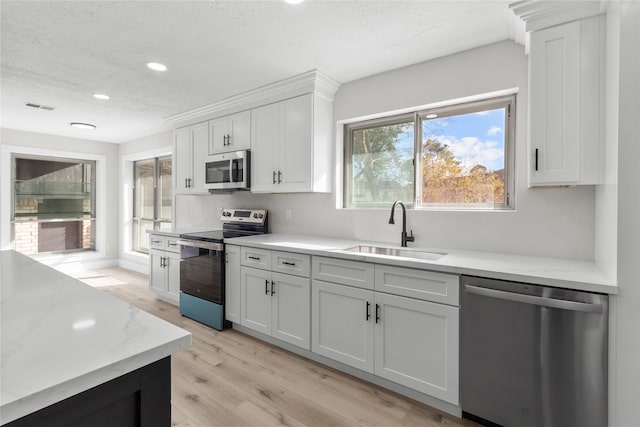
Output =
[{"x1": 343, "y1": 94, "x2": 515, "y2": 210}]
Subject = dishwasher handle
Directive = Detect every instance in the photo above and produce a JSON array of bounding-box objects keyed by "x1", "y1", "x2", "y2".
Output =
[{"x1": 464, "y1": 284, "x2": 604, "y2": 314}]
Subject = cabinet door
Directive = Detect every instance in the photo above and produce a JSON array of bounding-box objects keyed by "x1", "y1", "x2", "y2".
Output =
[
  {"x1": 149, "y1": 251, "x2": 167, "y2": 294},
  {"x1": 174, "y1": 127, "x2": 193, "y2": 193},
  {"x1": 251, "y1": 102, "x2": 280, "y2": 192},
  {"x1": 312, "y1": 280, "x2": 375, "y2": 372},
  {"x1": 190, "y1": 122, "x2": 209, "y2": 192},
  {"x1": 279, "y1": 94, "x2": 313, "y2": 192},
  {"x1": 209, "y1": 116, "x2": 229, "y2": 154},
  {"x1": 529, "y1": 21, "x2": 581, "y2": 186},
  {"x1": 228, "y1": 110, "x2": 251, "y2": 151},
  {"x1": 240, "y1": 266, "x2": 271, "y2": 335},
  {"x1": 225, "y1": 245, "x2": 241, "y2": 323},
  {"x1": 374, "y1": 292, "x2": 459, "y2": 405},
  {"x1": 271, "y1": 273, "x2": 311, "y2": 349},
  {"x1": 166, "y1": 254, "x2": 181, "y2": 302}
]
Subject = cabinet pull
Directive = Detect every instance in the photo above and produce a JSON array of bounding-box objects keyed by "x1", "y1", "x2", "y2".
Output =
[
  {"x1": 248, "y1": 256, "x2": 261, "y2": 261},
  {"x1": 282, "y1": 261, "x2": 296, "y2": 266},
  {"x1": 375, "y1": 304, "x2": 380, "y2": 323},
  {"x1": 277, "y1": 170, "x2": 282, "y2": 184},
  {"x1": 226, "y1": 134, "x2": 231, "y2": 145},
  {"x1": 168, "y1": 242, "x2": 177, "y2": 247},
  {"x1": 366, "y1": 301, "x2": 371, "y2": 321},
  {"x1": 265, "y1": 279, "x2": 269, "y2": 295},
  {"x1": 161, "y1": 257, "x2": 166, "y2": 268},
  {"x1": 223, "y1": 135, "x2": 227, "y2": 146},
  {"x1": 185, "y1": 178, "x2": 188, "y2": 188},
  {"x1": 272, "y1": 170, "x2": 277, "y2": 184},
  {"x1": 535, "y1": 148, "x2": 539, "y2": 171},
  {"x1": 271, "y1": 281, "x2": 275, "y2": 296},
  {"x1": 151, "y1": 239, "x2": 161, "y2": 244}
]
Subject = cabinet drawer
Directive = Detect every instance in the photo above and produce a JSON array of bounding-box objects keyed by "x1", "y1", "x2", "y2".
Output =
[
  {"x1": 374, "y1": 265, "x2": 459, "y2": 306},
  {"x1": 272, "y1": 251, "x2": 311, "y2": 277},
  {"x1": 149, "y1": 235, "x2": 165, "y2": 251},
  {"x1": 312, "y1": 256, "x2": 374, "y2": 290},
  {"x1": 241, "y1": 247, "x2": 272, "y2": 270},
  {"x1": 165, "y1": 237, "x2": 181, "y2": 254}
]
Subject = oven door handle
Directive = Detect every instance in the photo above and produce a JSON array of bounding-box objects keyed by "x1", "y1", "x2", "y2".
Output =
[{"x1": 176, "y1": 239, "x2": 224, "y2": 251}]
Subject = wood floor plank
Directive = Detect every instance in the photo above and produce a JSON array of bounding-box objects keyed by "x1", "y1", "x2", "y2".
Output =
[{"x1": 73, "y1": 268, "x2": 478, "y2": 427}]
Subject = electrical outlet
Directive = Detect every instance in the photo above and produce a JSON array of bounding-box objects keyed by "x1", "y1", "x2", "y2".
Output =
[{"x1": 285, "y1": 209, "x2": 292, "y2": 220}]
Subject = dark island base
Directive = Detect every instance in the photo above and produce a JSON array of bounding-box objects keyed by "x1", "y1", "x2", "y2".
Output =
[{"x1": 6, "y1": 357, "x2": 171, "y2": 427}]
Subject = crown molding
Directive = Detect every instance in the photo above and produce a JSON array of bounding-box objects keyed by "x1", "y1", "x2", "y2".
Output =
[
  {"x1": 509, "y1": 0, "x2": 606, "y2": 32},
  {"x1": 165, "y1": 69, "x2": 341, "y2": 128}
]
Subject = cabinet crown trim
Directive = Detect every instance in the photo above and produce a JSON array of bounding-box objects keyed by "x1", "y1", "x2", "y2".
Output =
[
  {"x1": 166, "y1": 69, "x2": 340, "y2": 128},
  {"x1": 509, "y1": 0, "x2": 605, "y2": 32}
]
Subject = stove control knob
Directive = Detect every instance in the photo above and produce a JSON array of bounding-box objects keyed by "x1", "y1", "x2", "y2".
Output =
[
  {"x1": 259, "y1": 213, "x2": 264, "y2": 218},
  {"x1": 253, "y1": 213, "x2": 258, "y2": 218}
]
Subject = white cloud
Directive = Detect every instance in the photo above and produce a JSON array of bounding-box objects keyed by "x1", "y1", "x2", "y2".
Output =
[
  {"x1": 429, "y1": 134, "x2": 504, "y2": 170},
  {"x1": 487, "y1": 126, "x2": 502, "y2": 136}
]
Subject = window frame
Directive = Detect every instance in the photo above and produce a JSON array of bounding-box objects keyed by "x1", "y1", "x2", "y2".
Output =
[
  {"x1": 11, "y1": 154, "x2": 97, "y2": 255},
  {"x1": 342, "y1": 93, "x2": 516, "y2": 211},
  {"x1": 132, "y1": 155, "x2": 172, "y2": 254}
]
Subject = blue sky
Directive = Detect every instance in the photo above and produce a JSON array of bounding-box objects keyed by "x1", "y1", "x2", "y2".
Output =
[{"x1": 422, "y1": 108, "x2": 506, "y2": 171}]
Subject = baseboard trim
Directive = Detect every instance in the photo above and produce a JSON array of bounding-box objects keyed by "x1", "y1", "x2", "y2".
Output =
[{"x1": 118, "y1": 258, "x2": 148, "y2": 274}]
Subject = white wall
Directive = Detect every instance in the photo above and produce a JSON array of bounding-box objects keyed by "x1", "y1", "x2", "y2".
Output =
[
  {"x1": 610, "y1": 2, "x2": 640, "y2": 426},
  {"x1": 118, "y1": 130, "x2": 173, "y2": 273},
  {"x1": 0, "y1": 128, "x2": 120, "y2": 269},
  {"x1": 176, "y1": 40, "x2": 596, "y2": 260}
]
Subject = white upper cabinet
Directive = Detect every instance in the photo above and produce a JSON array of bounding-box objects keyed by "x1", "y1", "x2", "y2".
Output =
[
  {"x1": 251, "y1": 93, "x2": 332, "y2": 193},
  {"x1": 174, "y1": 121, "x2": 208, "y2": 194},
  {"x1": 209, "y1": 110, "x2": 251, "y2": 154},
  {"x1": 166, "y1": 70, "x2": 339, "y2": 195},
  {"x1": 512, "y1": 2, "x2": 604, "y2": 187}
]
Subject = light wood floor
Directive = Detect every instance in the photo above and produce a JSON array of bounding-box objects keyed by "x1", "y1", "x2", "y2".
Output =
[{"x1": 73, "y1": 267, "x2": 479, "y2": 427}]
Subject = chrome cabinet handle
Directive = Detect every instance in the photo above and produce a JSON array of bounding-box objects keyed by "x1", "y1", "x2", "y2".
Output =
[
  {"x1": 277, "y1": 170, "x2": 282, "y2": 184},
  {"x1": 226, "y1": 134, "x2": 231, "y2": 145},
  {"x1": 271, "y1": 281, "x2": 275, "y2": 296},
  {"x1": 151, "y1": 239, "x2": 161, "y2": 244},
  {"x1": 248, "y1": 256, "x2": 261, "y2": 261},
  {"x1": 281, "y1": 261, "x2": 296, "y2": 266},
  {"x1": 535, "y1": 148, "x2": 539, "y2": 171},
  {"x1": 272, "y1": 171, "x2": 276, "y2": 184},
  {"x1": 375, "y1": 304, "x2": 380, "y2": 323},
  {"x1": 366, "y1": 301, "x2": 371, "y2": 321},
  {"x1": 265, "y1": 279, "x2": 269, "y2": 295}
]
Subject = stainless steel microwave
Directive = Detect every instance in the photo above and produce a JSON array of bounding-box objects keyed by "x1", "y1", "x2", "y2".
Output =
[{"x1": 204, "y1": 150, "x2": 250, "y2": 191}]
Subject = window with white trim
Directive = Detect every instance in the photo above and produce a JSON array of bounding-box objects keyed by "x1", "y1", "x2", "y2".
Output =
[
  {"x1": 344, "y1": 95, "x2": 515, "y2": 210},
  {"x1": 132, "y1": 156, "x2": 172, "y2": 253},
  {"x1": 11, "y1": 154, "x2": 96, "y2": 254}
]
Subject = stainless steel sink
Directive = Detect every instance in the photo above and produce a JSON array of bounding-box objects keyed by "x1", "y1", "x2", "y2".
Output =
[{"x1": 344, "y1": 245, "x2": 445, "y2": 261}]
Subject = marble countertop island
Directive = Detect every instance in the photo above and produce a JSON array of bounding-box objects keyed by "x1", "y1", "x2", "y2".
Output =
[{"x1": 0, "y1": 250, "x2": 191, "y2": 425}]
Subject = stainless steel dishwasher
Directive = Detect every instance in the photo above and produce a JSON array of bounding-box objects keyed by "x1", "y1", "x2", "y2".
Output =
[{"x1": 460, "y1": 275, "x2": 608, "y2": 427}]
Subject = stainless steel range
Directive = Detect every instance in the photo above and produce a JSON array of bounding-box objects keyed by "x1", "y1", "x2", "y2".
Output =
[{"x1": 176, "y1": 208, "x2": 267, "y2": 330}]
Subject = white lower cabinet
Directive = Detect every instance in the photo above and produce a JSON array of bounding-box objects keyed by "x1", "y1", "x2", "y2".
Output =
[
  {"x1": 149, "y1": 250, "x2": 180, "y2": 304},
  {"x1": 374, "y1": 292, "x2": 459, "y2": 404},
  {"x1": 240, "y1": 266, "x2": 311, "y2": 349},
  {"x1": 233, "y1": 248, "x2": 460, "y2": 406},
  {"x1": 312, "y1": 280, "x2": 375, "y2": 372},
  {"x1": 149, "y1": 234, "x2": 181, "y2": 305}
]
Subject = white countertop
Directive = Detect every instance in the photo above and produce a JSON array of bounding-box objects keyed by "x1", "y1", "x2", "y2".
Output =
[
  {"x1": 0, "y1": 250, "x2": 192, "y2": 425},
  {"x1": 225, "y1": 234, "x2": 617, "y2": 295}
]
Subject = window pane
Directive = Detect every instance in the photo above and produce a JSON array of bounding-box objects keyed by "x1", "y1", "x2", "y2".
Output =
[
  {"x1": 12, "y1": 156, "x2": 96, "y2": 254},
  {"x1": 134, "y1": 159, "x2": 155, "y2": 219},
  {"x1": 420, "y1": 107, "x2": 506, "y2": 207},
  {"x1": 158, "y1": 157, "x2": 172, "y2": 221},
  {"x1": 347, "y1": 121, "x2": 414, "y2": 207},
  {"x1": 133, "y1": 219, "x2": 154, "y2": 253}
]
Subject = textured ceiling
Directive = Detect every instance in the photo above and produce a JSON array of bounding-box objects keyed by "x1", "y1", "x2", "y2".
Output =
[{"x1": 0, "y1": 1, "x2": 519, "y2": 143}]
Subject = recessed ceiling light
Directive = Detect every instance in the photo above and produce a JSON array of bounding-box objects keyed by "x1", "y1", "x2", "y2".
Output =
[
  {"x1": 93, "y1": 93, "x2": 110, "y2": 100},
  {"x1": 70, "y1": 122, "x2": 96, "y2": 130},
  {"x1": 284, "y1": 0, "x2": 304, "y2": 4},
  {"x1": 147, "y1": 62, "x2": 167, "y2": 71},
  {"x1": 426, "y1": 114, "x2": 438, "y2": 119}
]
